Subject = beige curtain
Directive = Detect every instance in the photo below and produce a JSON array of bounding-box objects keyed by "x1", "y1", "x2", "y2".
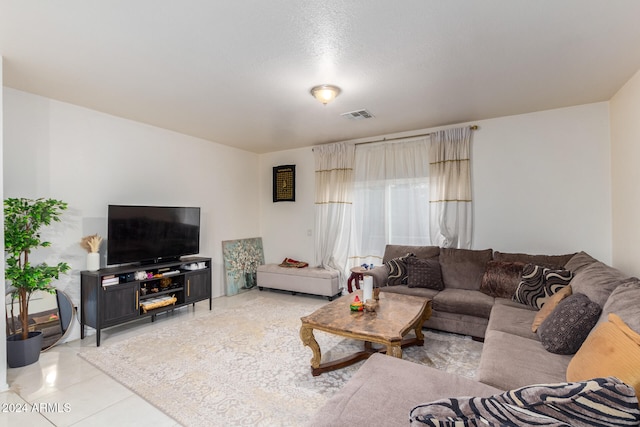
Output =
[
  {"x1": 313, "y1": 142, "x2": 356, "y2": 280},
  {"x1": 429, "y1": 126, "x2": 473, "y2": 248}
]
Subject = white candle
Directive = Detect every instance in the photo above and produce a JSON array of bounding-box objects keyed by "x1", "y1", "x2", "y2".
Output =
[{"x1": 363, "y1": 275, "x2": 373, "y2": 301}]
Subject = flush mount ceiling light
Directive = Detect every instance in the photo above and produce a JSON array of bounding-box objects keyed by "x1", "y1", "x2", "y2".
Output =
[{"x1": 310, "y1": 84, "x2": 341, "y2": 105}]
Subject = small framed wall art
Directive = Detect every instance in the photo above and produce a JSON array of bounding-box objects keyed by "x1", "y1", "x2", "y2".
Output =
[{"x1": 273, "y1": 164, "x2": 295, "y2": 202}]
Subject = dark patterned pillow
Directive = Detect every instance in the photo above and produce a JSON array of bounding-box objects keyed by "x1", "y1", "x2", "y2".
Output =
[
  {"x1": 544, "y1": 269, "x2": 574, "y2": 293},
  {"x1": 479, "y1": 261, "x2": 525, "y2": 298},
  {"x1": 537, "y1": 293, "x2": 601, "y2": 355},
  {"x1": 513, "y1": 264, "x2": 573, "y2": 309},
  {"x1": 384, "y1": 253, "x2": 415, "y2": 286},
  {"x1": 406, "y1": 257, "x2": 444, "y2": 290},
  {"x1": 409, "y1": 377, "x2": 639, "y2": 426}
]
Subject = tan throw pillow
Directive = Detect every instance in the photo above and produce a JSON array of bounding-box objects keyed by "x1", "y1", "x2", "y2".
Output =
[
  {"x1": 567, "y1": 313, "x2": 640, "y2": 398},
  {"x1": 531, "y1": 285, "x2": 572, "y2": 333}
]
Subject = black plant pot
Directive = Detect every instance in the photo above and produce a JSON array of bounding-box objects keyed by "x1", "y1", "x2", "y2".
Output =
[{"x1": 7, "y1": 331, "x2": 43, "y2": 368}]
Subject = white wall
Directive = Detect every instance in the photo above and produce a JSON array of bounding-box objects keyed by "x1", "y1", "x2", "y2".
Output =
[
  {"x1": 1, "y1": 57, "x2": 8, "y2": 391},
  {"x1": 611, "y1": 68, "x2": 640, "y2": 277},
  {"x1": 473, "y1": 103, "x2": 612, "y2": 262},
  {"x1": 259, "y1": 148, "x2": 315, "y2": 264},
  {"x1": 3, "y1": 88, "x2": 261, "y2": 341},
  {"x1": 259, "y1": 102, "x2": 613, "y2": 267}
]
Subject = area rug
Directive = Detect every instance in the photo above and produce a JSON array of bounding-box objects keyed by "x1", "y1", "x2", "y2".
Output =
[{"x1": 78, "y1": 293, "x2": 483, "y2": 426}]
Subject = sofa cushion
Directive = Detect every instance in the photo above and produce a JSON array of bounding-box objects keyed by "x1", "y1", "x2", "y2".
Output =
[
  {"x1": 409, "y1": 377, "x2": 640, "y2": 427},
  {"x1": 406, "y1": 256, "x2": 444, "y2": 290},
  {"x1": 536, "y1": 293, "x2": 601, "y2": 355},
  {"x1": 493, "y1": 251, "x2": 575, "y2": 268},
  {"x1": 531, "y1": 285, "x2": 572, "y2": 333},
  {"x1": 569, "y1": 260, "x2": 631, "y2": 308},
  {"x1": 488, "y1": 299, "x2": 538, "y2": 340},
  {"x1": 567, "y1": 314, "x2": 640, "y2": 399},
  {"x1": 600, "y1": 279, "x2": 640, "y2": 332},
  {"x1": 512, "y1": 264, "x2": 573, "y2": 309},
  {"x1": 564, "y1": 251, "x2": 599, "y2": 274},
  {"x1": 479, "y1": 260, "x2": 524, "y2": 298},
  {"x1": 382, "y1": 245, "x2": 440, "y2": 264},
  {"x1": 478, "y1": 330, "x2": 573, "y2": 390},
  {"x1": 423, "y1": 310, "x2": 489, "y2": 339},
  {"x1": 438, "y1": 248, "x2": 493, "y2": 290},
  {"x1": 384, "y1": 252, "x2": 415, "y2": 286},
  {"x1": 432, "y1": 288, "x2": 494, "y2": 319}
]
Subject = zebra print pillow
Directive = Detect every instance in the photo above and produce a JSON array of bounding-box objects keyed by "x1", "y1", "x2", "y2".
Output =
[
  {"x1": 410, "y1": 377, "x2": 640, "y2": 427},
  {"x1": 513, "y1": 264, "x2": 573, "y2": 309},
  {"x1": 384, "y1": 253, "x2": 415, "y2": 286}
]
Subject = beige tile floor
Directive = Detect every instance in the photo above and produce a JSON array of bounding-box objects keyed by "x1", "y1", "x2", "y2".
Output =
[{"x1": 2, "y1": 290, "x2": 280, "y2": 427}]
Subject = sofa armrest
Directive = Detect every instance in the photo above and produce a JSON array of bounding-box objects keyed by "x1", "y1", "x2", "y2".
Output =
[
  {"x1": 309, "y1": 353, "x2": 502, "y2": 427},
  {"x1": 370, "y1": 265, "x2": 390, "y2": 288}
]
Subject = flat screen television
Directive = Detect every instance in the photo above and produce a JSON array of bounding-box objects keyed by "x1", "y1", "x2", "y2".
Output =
[{"x1": 107, "y1": 205, "x2": 201, "y2": 265}]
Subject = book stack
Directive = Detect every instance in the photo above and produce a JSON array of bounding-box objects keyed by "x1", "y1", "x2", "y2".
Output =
[{"x1": 101, "y1": 275, "x2": 119, "y2": 287}]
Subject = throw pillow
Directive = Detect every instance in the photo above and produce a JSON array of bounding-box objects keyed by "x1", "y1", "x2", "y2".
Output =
[
  {"x1": 567, "y1": 313, "x2": 640, "y2": 398},
  {"x1": 409, "y1": 377, "x2": 640, "y2": 427},
  {"x1": 512, "y1": 264, "x2": 545, "y2": 307},
  {"x1": 405, "y1": 257, "x2": 444, "y2": 290},
  {"x1": 513, "y1": 264, "x2": 573, "y2": 309},
  {"x1": 438, "y1": 248, "x2": 493, "y2": 291},
  {"x1": 384, "y1": 253, "x2": 415, "y2": 286},
  {"x1": 537, "y1": 293, "x2": 601, "y2": 355},
  {"x1": 479, "y1": 260, "x2": 525, "y2": 298},
  {"x1": 531, "y1": 285, "x2": 572, "y2": 333},
  {"x1": 543, "y1": 268, "x2": 574, "y2": 292}
]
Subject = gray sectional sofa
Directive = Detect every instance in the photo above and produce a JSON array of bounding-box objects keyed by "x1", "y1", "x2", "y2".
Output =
[
  {"x1": 368, "y1": 245, "x2": 574, "y2": 340},
  {"x1": 309, "y1": 246, "x2": 640, "y2": 426}
]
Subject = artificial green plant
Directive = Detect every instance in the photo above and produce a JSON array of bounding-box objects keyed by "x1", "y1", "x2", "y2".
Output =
[{"x1": 4, "y1": 198, "x2": 70, "y2": 340}]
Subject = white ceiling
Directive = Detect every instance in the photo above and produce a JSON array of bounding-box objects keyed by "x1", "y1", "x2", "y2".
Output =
[{"x1": 2, "y1": 1, "x2": 640, "y2": 154}]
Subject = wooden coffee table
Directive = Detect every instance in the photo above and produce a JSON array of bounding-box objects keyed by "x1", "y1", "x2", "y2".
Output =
[{"x1": 299, "y1": 290, "x2": 432, "y2": 376}]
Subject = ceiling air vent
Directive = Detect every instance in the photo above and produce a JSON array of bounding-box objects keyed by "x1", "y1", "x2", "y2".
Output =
[{"x1": 341, "y1": 109, "x2": 374, "y2": 120}]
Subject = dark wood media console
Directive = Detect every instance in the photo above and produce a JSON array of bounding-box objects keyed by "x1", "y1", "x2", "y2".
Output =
[{"x1": 80, "y1": 256, "x2": 212, "y2": 346}]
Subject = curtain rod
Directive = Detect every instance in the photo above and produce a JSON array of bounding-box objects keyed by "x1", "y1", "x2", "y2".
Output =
[{"x1": 355, "y1": 125, "x2": 478, "y2": 146}]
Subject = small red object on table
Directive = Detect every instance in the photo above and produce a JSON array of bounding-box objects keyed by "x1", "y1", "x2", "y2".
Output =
[{"x1": 350, "y1": 295, "x2": 364, "y2": 311}]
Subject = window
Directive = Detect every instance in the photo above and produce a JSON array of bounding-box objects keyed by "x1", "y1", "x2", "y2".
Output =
[{"x1": 349, "y1": 139, "x2": 431, "y2": 268}]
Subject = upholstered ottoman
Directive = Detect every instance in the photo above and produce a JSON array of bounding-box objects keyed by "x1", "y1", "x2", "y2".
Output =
[{"x1": 256, "y1": 264, "x2": 342, "y2": 300}]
